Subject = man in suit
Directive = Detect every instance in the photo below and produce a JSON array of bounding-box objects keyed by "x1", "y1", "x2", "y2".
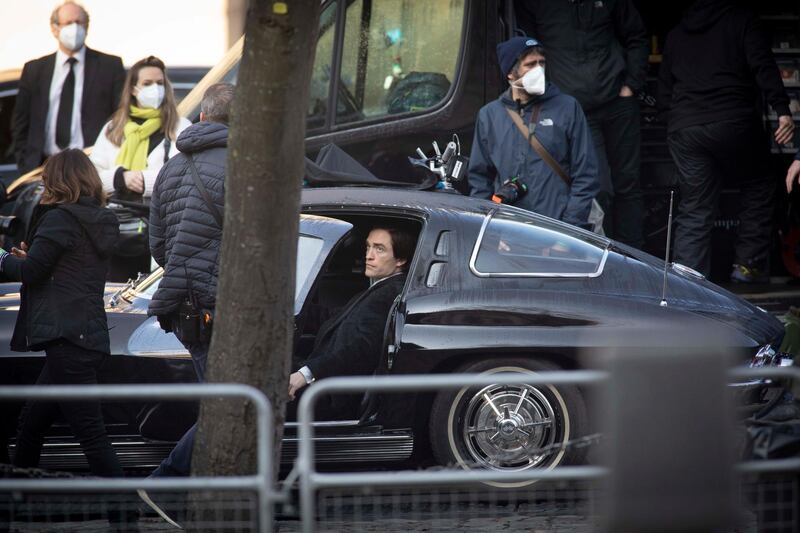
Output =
[
  {"x1": 288, "y1": 226, "x2": 415, "y2": 419},
  {"x1": 12, "y1": 1, "x2": 125, "y2": 175}
]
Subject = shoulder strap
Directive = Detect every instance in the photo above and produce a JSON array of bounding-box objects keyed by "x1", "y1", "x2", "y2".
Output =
[
  {"x1": 505, "y1": 106, "x2": 572, "y2": 187},
  {"x1": 163, "y1": 138, "x2": 171, "y2": 164},
  {"x1": 187, "y1": 155, "x2": 223, "y2": 228}
]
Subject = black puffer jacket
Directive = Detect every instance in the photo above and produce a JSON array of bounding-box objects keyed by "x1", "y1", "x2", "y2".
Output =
[
  {"x1": 148, "y1": 121, "x2": 227, "y2": 316},
  {"x1": 658, "y1": 0, "x2": 790, "y2": 132},
  {"x1": 515, "y1": 0, "x2": 649, "y2": 111},
  {"x1": 3, "y1": 197, "x2": 119, "y2": 353}
]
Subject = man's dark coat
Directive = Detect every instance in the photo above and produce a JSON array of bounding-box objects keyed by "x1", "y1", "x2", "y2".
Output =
[
  {"x1": 304, "y1": 273, "x2": 406, "y2": 419},
  {"x1": 12, "y1": 48, "x2": 125, "y2": 174}
]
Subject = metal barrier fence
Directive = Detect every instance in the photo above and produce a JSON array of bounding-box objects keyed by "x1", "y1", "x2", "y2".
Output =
[
  {"x1": 0, "y1": 383, "x2": 275, "y2": 533},
  {"x1": 296, "y1": 371, "x2": 610, "y2": 533},
  {"x1": 296, "y1": 368, "x2": 800, "y2": 533}
]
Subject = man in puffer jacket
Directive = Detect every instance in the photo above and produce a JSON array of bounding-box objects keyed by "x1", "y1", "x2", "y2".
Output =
[
  {"x1": 138, "y1": 83, "x2": 234, "y2": 524},
  {"x1": 469, "y1": 37, "x2": 599, "y2": 229}
]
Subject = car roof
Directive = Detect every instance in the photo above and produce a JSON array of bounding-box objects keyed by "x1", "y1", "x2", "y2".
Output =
[{"x1": 301, "y1": 187, "x2": 494, "y2": 217}]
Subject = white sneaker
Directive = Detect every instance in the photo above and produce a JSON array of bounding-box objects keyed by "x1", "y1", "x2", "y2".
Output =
[{"x1": 137, "y1": 489, "x2": 183, "y2": 529}]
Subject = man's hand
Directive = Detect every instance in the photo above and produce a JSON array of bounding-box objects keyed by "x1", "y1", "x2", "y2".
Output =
[
  {"x1": 787, "y1": 159, "x2": 800, "y2": 193},
  {"x1": 123, "y1": 170, "x2": 145, "y2": 194},
  {"x1": 288, "y1": 371, "x2": 307, "y2": 401},
  {"x1": 619, "y1": 85, "x2": 634, "y2": 98},
  {"x1": 775, "y1": 115, "x2": 796, "y2": 146}
]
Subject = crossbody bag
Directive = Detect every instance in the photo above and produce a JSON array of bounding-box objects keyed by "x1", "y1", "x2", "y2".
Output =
[
  {"x1": 172, "y1": 156, "x2": 224, "y2": 342},
  {"x1": 505, "y1": 106, "x2": 605, "y2": 235}
]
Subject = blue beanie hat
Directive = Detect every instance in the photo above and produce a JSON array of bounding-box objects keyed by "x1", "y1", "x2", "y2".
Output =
[{"x1": 496, "y1": 36, "x2": 541, "y2": 77}]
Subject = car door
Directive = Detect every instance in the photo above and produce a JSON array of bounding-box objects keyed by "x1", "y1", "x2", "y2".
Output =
[{"x1": 125, "y1": 214, "x2": 354, "y2": 358}]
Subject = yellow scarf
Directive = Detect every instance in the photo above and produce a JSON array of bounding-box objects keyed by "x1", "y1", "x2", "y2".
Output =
[{"x1": 114, "y1": 106, "x2": 162, "y2": 171}]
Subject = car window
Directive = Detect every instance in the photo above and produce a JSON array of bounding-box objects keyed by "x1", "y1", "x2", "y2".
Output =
[
  {"x1": 134, "y1": 234, "x2": 330, "y2": 306},
  {"x1": 0, "y1": 89, "x2": 16, "y2": 166},
  {"x1": 337, "y1": 0, "x2": 466, "y2": 124},
  {"x1": 472, "y1": 210, "x2": 607, "y2": 277}
]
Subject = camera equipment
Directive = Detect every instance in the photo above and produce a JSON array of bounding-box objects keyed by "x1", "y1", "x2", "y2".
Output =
[
  {"x1": 492, "y1": 177, "x2": 528, "y2": 204},
  {"x1": 0, "y1": 215, "x2": 20, "y2": 236},
  {"x1": 410, "y1": 134, "x2": 469, "y2": 191}
]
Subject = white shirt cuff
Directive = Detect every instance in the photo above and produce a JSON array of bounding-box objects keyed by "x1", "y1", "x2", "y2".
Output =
[{"x1": 298, "y1": 366, "x2": 315, "y2": 385}]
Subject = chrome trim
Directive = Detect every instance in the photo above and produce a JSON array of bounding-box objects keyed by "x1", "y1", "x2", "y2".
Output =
[
  {"x1": 285, "y1": 420, "x2": 360, "y2": 428},
  {"x1": 672, "y1": 262, "x2": 705, "y2": 279},
  {"x1": 128, "y1": 350, "x2": 192, "y2": 359},
  {"x1": 469, "y1": 210, "x2": 609, "y2": 278},
  {"x1": 20, "y1": 430, "x2": 414, "y2": 470}
]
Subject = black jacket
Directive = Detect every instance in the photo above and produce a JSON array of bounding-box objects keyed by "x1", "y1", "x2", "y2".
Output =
[
  {"x1": 3, "y1": 197, "x2": 119, "y2": 353},
  {"x1": 304, "y1": 274, "x2": 406, "y2": 418},
  {"x1": 658, "y1": 0, "x2": 790, "y2": 133},
  {"x1": 12, "y1": 48, "x2": 125, "y2": 174},
  {"x1": 148, "y1": 121, "x2": 227, "y2": 317},
  {"x1": 515, "y1": 0, "x2": 649, "y2": 111}
]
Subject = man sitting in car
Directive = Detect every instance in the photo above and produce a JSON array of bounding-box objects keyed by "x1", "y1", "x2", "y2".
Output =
[{"x1": 288, "y1": 225, "x2": 414, "y2": 419}]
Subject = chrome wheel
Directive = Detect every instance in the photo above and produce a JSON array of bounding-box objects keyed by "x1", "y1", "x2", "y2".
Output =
[
  {"x1": 461, "y1": 383, "x2": 559, "y2": 470},
  {"x1": 431, "y1": 360, "x2": 586, "y2": 487}
]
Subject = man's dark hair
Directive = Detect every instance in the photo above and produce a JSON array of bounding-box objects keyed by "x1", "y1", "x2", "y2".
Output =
[
  {"x1": 201, "y1": 83, "x2": 236, "y2": 125},
  {"x1": 372, "y1": 225, "x2": 416, "y2": 271}
]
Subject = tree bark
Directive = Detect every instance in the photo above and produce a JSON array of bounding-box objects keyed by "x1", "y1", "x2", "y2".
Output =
[{"x1": 190, "y1": 0, "x2": 320, "y2": 529}]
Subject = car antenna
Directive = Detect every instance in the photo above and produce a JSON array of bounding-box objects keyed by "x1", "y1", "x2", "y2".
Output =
[{"x1": 660, "y1": 190, "x2": 675, "y2": 307}]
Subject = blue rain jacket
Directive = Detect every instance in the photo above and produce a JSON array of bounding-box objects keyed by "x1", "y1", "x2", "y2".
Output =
[{"x1": 468, "y1": 84, "x2": 599, "y2": 228}]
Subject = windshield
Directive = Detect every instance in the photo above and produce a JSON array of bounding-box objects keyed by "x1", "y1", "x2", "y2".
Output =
[{"x1": 133, "y1": 234, "x2": 327, "y2": 306}]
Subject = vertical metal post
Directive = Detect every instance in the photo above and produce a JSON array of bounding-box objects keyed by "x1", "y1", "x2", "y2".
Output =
[
  {"x1": 254, "y1": 391, "x2": 273, "y2": 533},
  {"x1": 298, "y1": 388, "x2": 319, "y2": 533},
  {"x1": 602, "y1": 344, "x2": 737, "y2": 532}
]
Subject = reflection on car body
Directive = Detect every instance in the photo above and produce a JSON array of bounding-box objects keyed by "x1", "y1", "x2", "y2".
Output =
[{"x1": 0, "y1": 187, "x2": 788, "y2": 476}]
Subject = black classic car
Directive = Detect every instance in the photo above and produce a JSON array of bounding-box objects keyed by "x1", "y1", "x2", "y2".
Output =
[{"x1": 0, "y1": 188, "x2": 787, "y2": 475}]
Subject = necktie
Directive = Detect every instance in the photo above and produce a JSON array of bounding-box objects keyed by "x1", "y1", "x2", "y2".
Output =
[{"x1": 55, "y1": 57, "x2": 77, "y2": 150}]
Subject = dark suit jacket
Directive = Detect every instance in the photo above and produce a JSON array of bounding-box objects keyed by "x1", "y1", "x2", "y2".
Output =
[
  {"x1": 303, "y1": 273, "x2": 406, "y2": 419},
  {"x1": 12, "y1": 47, "x2": 125, "y2": 174}
]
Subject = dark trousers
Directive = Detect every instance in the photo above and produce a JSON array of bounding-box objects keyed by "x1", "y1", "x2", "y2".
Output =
[
  {"x1": 12, "y1": 339, "x2": 137, "y2": 526},
  {"x1": 586, "y1": 95, "x2": 644, "y2": 249},
  {"x1": 13, "y1": 340, "x2": 122, "y2": 477},
  {"x1": 150, "y1": 340, "x2": 208, "y2": 478},
  {"x1": 667, "y1": 120, "x2": 773, "y2": 277}
]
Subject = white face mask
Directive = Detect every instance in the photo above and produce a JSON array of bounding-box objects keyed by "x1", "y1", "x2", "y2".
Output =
[
  {"x1": 514, "y1": 65, "x2": 546, "y2": 96},
  {"x1": 135, "y1": 84, "x2": 165, "y2": 109},
  {"x1": 58, "y1": 23, "x2": 86, "y2": 52}
]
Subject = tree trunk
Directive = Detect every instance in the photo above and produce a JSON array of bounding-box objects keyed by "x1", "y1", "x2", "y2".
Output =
[{"x1": 190, "y1": 0, "x2": 320, "y2": 529}]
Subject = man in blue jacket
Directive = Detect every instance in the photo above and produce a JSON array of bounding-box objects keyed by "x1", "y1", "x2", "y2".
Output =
[
  {"x1": 516, "y1": 0, "x2": 648, "y2": 248},
  {"x1": 468, "y1": 37, "x2": 599, "y2": 229}
]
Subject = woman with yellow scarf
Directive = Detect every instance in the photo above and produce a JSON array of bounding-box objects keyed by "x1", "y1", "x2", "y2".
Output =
[{"x1": 90, "y1": 56, "x2": 190, "y2": 198}]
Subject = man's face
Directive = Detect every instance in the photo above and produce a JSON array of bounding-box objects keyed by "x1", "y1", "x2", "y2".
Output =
[
  {"x1": 365, "y1": 229, "x2": 406, "y2": 280},
  {"x1": 508, "y1": 51, "x2": 546, "y2": 84},
  {"x1": 51, "y1": 4, "x2": 88, "y2": 40}
]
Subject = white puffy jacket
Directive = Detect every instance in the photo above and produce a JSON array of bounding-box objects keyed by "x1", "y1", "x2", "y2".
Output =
[{"x1": 89, "y1": 117, "x2": 192, "y2": 197}]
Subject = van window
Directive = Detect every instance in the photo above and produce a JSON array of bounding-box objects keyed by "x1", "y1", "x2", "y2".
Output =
[
  {"x1": 0, "y1": 89, "x2": 16, "y2": 166},
  {"x1": 337, "y1": 0, "x2": 466, "y2": 124},
  {"x1": 308, "y1": 1, "x2": 339, "y2": 130}
]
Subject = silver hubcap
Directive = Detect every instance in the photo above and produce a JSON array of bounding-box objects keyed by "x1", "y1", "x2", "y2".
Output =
[{"x1": 461, "y1": 384, "x2": 558, "y2": 471}]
